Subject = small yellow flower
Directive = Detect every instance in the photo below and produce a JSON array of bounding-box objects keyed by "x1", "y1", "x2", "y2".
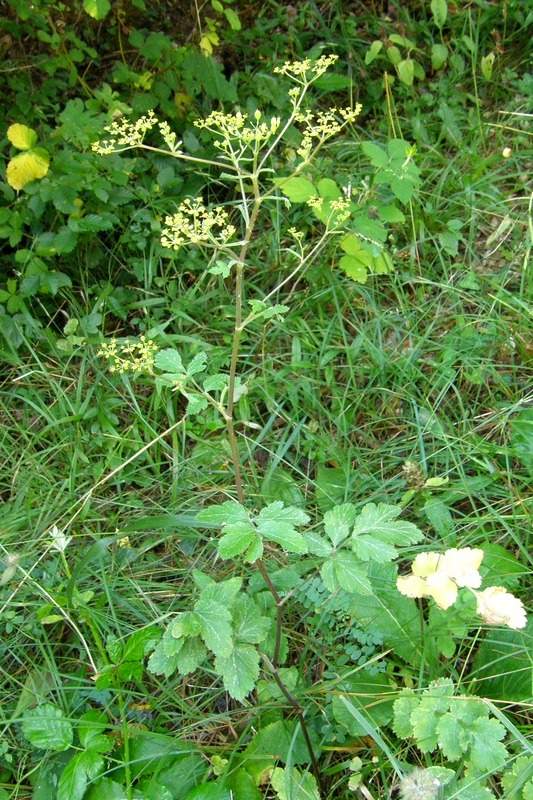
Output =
[{"x1": 473, "y1": 586, "x2": 527, "y2": 629}]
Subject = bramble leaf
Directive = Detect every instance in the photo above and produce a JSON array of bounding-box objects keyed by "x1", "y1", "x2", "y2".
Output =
[
  {"x1": 273, "y1": 176, "x2": 316, "y2": 202},
  {"x1": 21, "y1": 703, "x2": 73, "y2": 750},
  {"x1": 7, "y1": 149, "x2": 50, "y2": 190},
  {"x1": 58, "y1": 751, "x2": 103, "y2": 800},
  {"x1": 7, "y1": 123, "x2": 38, "y2": 150}
]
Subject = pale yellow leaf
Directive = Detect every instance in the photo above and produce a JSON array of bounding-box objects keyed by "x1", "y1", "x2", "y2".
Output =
[
  {"x1": 6, "y1": 149, "x2": 50, "y2": 190},
  {"x1": 7, "y1": 123, "x2": 37, "y2": 151}
]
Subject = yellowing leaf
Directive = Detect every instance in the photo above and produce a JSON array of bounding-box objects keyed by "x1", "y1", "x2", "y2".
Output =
[
  {"x1": 6, "y1": 148, "x2": 50, "y2": 190},
  {"x1": 7, "y1": 123, "x2": 38, "y2": 151}
]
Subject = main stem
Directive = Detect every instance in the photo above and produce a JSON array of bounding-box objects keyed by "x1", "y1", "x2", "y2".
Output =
[{"x1": 223, "y1": 190, "x2": 323, "y2": 794}]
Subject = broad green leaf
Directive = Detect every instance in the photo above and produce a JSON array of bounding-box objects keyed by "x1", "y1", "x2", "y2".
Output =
[
  {"x1": 83, "y1": 0, "x2": 111, "y2": 19},
  {"x1": 224, "y1": 7, "x2": 241, "y2": 30},
  {"x1": 339, "y1": 255, "x2": 367, "y2": 283},
  {"x1": 316, "y1": 178, "x2": 341, "y2": 200},
  {"x1": 155, "y1": 348, "x2": 185, "y2": 374},
  {"x1": 361, "y1": 141, "x2": 389, "y2": 169},
  {"x1": 435, "y1": 713, "x2": 467, "y2": 761},
  {"x1": 7, "y1": 149, "x2": 50, "y2": 190},
  {"x1": 175, "y1": 636, "x2": 207, "y2": 674},
  {"x1": 194, "y1": 598, "x2": 233, "y2": 657},
  {"x1": 78, "y1": 710, "x2": 113, "y2": 753},
  {"x1": 409, "y1": 704, "x2": 440, "y2": 752},
  {"x1": 377, "y1": 204, "x2": 405, "y2": 223},
  {"x1": 431, "y1": 0, "x2": 447, "y2": 28},
  {"x1": 273, "y1": 176, "x2": 316, "y2": 202},
  {"x1": 217, "y1": 525, "x2": 256, "y2": 559},
  {"x1": 232, "y1": 596, "x2": 270, "y2": 644},
  {"x1": 22, "y1": 703, "x2": 73, "y2": 750},
  {"x1": 354, "y1": 536, "x2": 398, "y2": 562},
  {"x1": 389, "y1": 33, "x2": 416, "y2": 49},
  {"x1": 472, "y1": 619, "x2": 533, "y2": 702},
  {"x1": 7, "y1": 123, "x2": 37, "y2": 150},
  {"x1": 351, "y1": 503, "x2": 423, "y2": 546},
  {"x1": 510, "y1": 409, "x2": 533, "y2": 473},
  {"x1": 392, "y1": 689, "x2": 418, "y2": 738},
  {"x1": 187, "y1": 351, "x2": 208, "y2": 376},
  {"x1": 431, "y1": 43, "x2": 448, "y2": 70},
  {"x1": 270, "y1": 767, "x2": 320, "y2": 800},
  {"x1": 119, "y1": 626, "x2": 161, "y2": 663},
  {"x1": 148, "y1": 628, "x2": 184, "y2": 677},
  {"x1": 85, "y1": 779, "x2": 127, "y2": 800},
  {"x1": 469, "y1": 717, "x2": 508, "y2": 771},
  {"x1": 58, "y1": 751, "x2": 103, "y2": 800},
  {"x1": 197, "y1": 501, "x2": 248, "y2": 526},
  {"x1": 203, "y1": 374, "x2": 227, "y2": 392},
  {"x1": 438, "y1": 231, "x2": 459, "y2": 256},
  {"x1": 256, "y1": 502, "x2": 310, "y2": 527},
  {"x1": 243, "y1": 720, "x2": 319, "y2": 771},
  {"x1": 200, "y1": 576, "x2": 243, "y2": 608},
  {"x1": 397, "y1": 58, "x2": 415, "y2": 86},
  {"x1": 215, "y1": 643, "x2": 259, "y2": 701},
  {"x1": 258, "y1": 520, "x2": 308, "y2": 554},
  {"x1": 303, "y1": 530, "x2": 332, "y2": 557},
  {"x1": 323, "y1": 503, "x2": 356, "y2": 547},
  {"x1": 186, "y1": 780, "x2": 231, "y2": 800},
  {"x1": 330, "y1": 552, "x2": 372, "y2": 595},
  {"x1": 501, "y1": 756, "x2": 533, "y2": 800},
  {"x1": 68, "y1": 212, "x2": 119, "y2": 232}
]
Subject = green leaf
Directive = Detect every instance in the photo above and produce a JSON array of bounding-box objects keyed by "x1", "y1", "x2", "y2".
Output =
[
  {"x1": 155, "y1": 348, "x2": 185, "y2": 374},
  {"x1": 316, "y1": 178, "x2": 341, "y2": 200},
  {"x1": 323, "y1": 503, "x2": 356, "y2": 547},
  {"x1": 501, "y1": 756, "x2": 533, "y2": 800},
  {"x1": 256, "y1": 502, "x2": 310, "y2": 527},
  {"x1": 185, "y1": 394, "x2": 208, "y2": 415},
  {"x1": 361, "y1": 141, "x2": 389, "y2": 169},
  {"x1": 436, "y1": 713, "x2": 468, "y2": 761},
  {"x1": 215, "y1": 643, "x2": 259, "y2": 701},
  {"x1": 197, "y1": 501, "x2": 248, "y2": 526},
  {"x1": 438, "y1": 231, "x2": 459, "y2": 256},
  {"x1": 354, "y1": 536, "x2": 399, "y2": 562},
  {"x1": 232, "y1": 596, "x2": 270, "y2": 644},
  {"x1": 377, "y1": 204, "x2": 405, "y2": 223},
  {"x1": 273, "y1": 176, "x2": 316, "y2": 202},
  {"x1": 431, "y1": 43, "x2": 448, "y2": 70},
  {"x1": 303, "y1": 530, "x2": 332, "y2": 557},
  {"x1": 83, "y1": 0, "x2": 111, "y2": 19},
  {"x1": 187, "y1": 351, "x2": 208, "y2": 376},
  {"x1": 472, "y1": 619, "x2": 533, "y2": 702},
  {"x1": 392, "y1": 689, "x2": 418, "y2": 738},
  {"x1": 397, "y1": 58, "x2": 415, "y2": 86},
  {"x1": 21, "y1": 703, "x2": 73, "y2": 751},
  {"x1": 224, "y1": 7, "x2": 241, "y2": 30},
  {"x1": 338, "y1": 255, "x2": 368, "y2": 283},
  {"x1": 332, "y1": 673, "x2": 397, "y2": 737},
  {"x1": 58, "y1": 751, "x2": 104, "y2": 800},
  {"x1": 351, "y1": 503, "x2": 423, "y2": 546},
  {"x1": 365, "y1": 41, "x2": 383, "y2": 65},
  {"x1": 469, "y1": 717, "x2": 508, "y2": 771},
  {"x1": 218, "y1": 525, "x2": 256, "y2": 559},
  {"x1": 200, "y1": 576, "x2": 243, "y2": 608},
  {"x1": 320, "y1": 552, "x2": 373, "y2": 595},
  {"x1": 430, "y1": 0, "x2": 447, "y2": 28},
  {"x1": 256, "y1": 502, "x2": 310, "y2": 554},
  {"x1": 7, "y1": 123, "x2": 38, "y2": 150},
  {"x1": 148, "y1": 627, "x2": 184, "y2": 677},
  {"x1": 78, "y1": 711, "x2": 113, "y2": 753},
  {"x1": 175, "y1": 636, "x2": 207, "y2": 674},
  {"x1": 85, "y1": 779, "x2": 128, "y2": 800},
  {"x1": 194, "y1": 599, "x2": 233, "y2": 657},
  {"x1": 270, "y1": 767, "x2": 320, "y2": 800}
]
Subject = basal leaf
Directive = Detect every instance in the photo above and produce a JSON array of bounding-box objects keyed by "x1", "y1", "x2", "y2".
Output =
[
  {"x1": 147, "y1": 628, "x2": 184, "y2": 677},
  {"x1": 270, "y1": 767, "x2": 320, "y2": 800},
  {"x1": 332, "y1": 673, "x2": 397, "y2": 737},
  {"x1": 7, "y1": 123, "x2": 38, "y2": 150},
  {"x1": 21, "y1": 703, "x2": 73, "y2": 751},
  {"x1": 194, "y1": 598, "x2": 233, "y2": 657},
  {"x1": 436, "y1": 713, "x2": 467, "y2": 761},
  {"x1": 272, "y1": 176, "x2": 316, "y2": 203},
  {"x1": 7, "y1": 149, "x2": 50, "y2": 190},
  {"x1": 175, "y1": 636, "x2": 207, "y2": 675},
  {"x1": 323, "y1": 503, "x2": 356, "y2": 547},
  {"x1": 469, "y1": 717, "x2": 508, "y2": 772},
  {"x1": 215, "y1": 643, "x2": 259, "y2": 701}
]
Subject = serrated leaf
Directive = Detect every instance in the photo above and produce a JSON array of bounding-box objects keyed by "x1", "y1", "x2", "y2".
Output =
[
  {"x1": 58, "y1": 751, "x2": 104, "y2": 800},
  {"x1": 7, "y1": 149, "x2": 50, "y2": 190},
  {"x1": 78, "y1": 711, "x2": 113, "y2": 753},
  {"x1": 194, "y1": 598, "x2": 233, "y2": 657},
  {"x1": 200, "y1": 576, "x2": 243, "y2": 607},
  {"x1": 175, "y1": 636, "x2": 207, "y2": 674},
  {"x1": 215, "y1": 643, "x2": 259, "y2": 701},
  {"x1": 7, "y1": 123, "x2": 38, "y2": 150},
  {"x1": 197, "y1": 501, "x2": 248, "y2": 526},
  {"x1": 147, "y1": 628, "x2": 184, "y2": 677},
  {"x1": 256, "y1": 502, "x2": 310, "y2": 527},
  {"x1": 303, "y1": 530, "x2": 333, "y2": 557},
  {"x1": 332, "y1": 673, "x2": 396, "y2": 737},
  {"x1": 22, "y1": 703, "x2": 73, "y2": 751},
  {"x1": 85, "y1": 778, "x2": 128, "y2": 800},
  {"x1": 392, "y1": 690, "x2": 418, "y2": 738},
  {"x1": 232, "y1": 596, "x2": 270, "y2": 644},
  {"x1": 203, "y1": 374, "x2": 227, "y2": 392},
  {"x1": 469, "y1": 717, "x2": 508, "y2": 771},
  {"x1": 270, "y1": 767, "x2": 320, "y2": 800},
  {"x1": 273, "y1": 176, "x2": 316, "y2": 202},
  {"x1": 185, "y1": 394, "x2": 208, "y2": 415},
  {"x1": 257, "y1": 520, "x2": 308, "y2": 554},
  {"x1": 410, "y1": 705, "x2": 440, "y2": 752},
  {"x1": 361, "y1": 141, "x2": 389, "y2": 168},
  {"x1": 217, "y1": 525, "x2": 256, "y2": 559},
  {"x1": 316, "y1": 178, "x2": 341, "y2": 200},
  {"x1": 187, "y1": 351, "x2": 207, "y2": 376},
  {"x1": 436, "y1": 712, "x2": 467, "y2": 761},
  {"x1": 351, "y1": 503, "x2": 423, "y2": 546},
  {"x1": 353, "y1": 536, "x2": 398, "y2": 562},
  {"x1": 339, "y1": 255, "x2": 368, "y2": 283},
  {"x1": 329, "y1": 552, "x2": 373, "y2": 595},
  {"x1": 83, "y1": 0, "x2": 111, "y2": 19},
  {"x1": 323, "y1": 503, "x2": 356, "y2": 547},
  {"x1": 155, "y1": 348, "x2": 184, "y2": 374}
]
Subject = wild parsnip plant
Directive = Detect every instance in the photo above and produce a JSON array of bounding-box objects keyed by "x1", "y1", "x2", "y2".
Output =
[{"x1": 88, "y1": 54, "x2": 532, "y2": 800}]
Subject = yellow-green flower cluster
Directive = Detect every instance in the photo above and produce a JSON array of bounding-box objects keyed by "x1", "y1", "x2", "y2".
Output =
[
  {"x1": 295, "y1": 106, "x2": 362, "y2": 160},
  {"x1": 194, "y1": 109, "x2": 281, "y2": 155},
  {"x1": 161, "y1": 197, "x2": 236, "y2": 251},
  {"x1": 92, "y1": 111, "x2": 159, "y2": 154},
  {"x1": 98, "y1": 335, "x2": 157, "y2": 374},
  {"x1": 274, "y1": 54, "x2": 339, "y2": 81},
  {"x1": 397, "y1": 547, "x2": 527, "y2": 629}
]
